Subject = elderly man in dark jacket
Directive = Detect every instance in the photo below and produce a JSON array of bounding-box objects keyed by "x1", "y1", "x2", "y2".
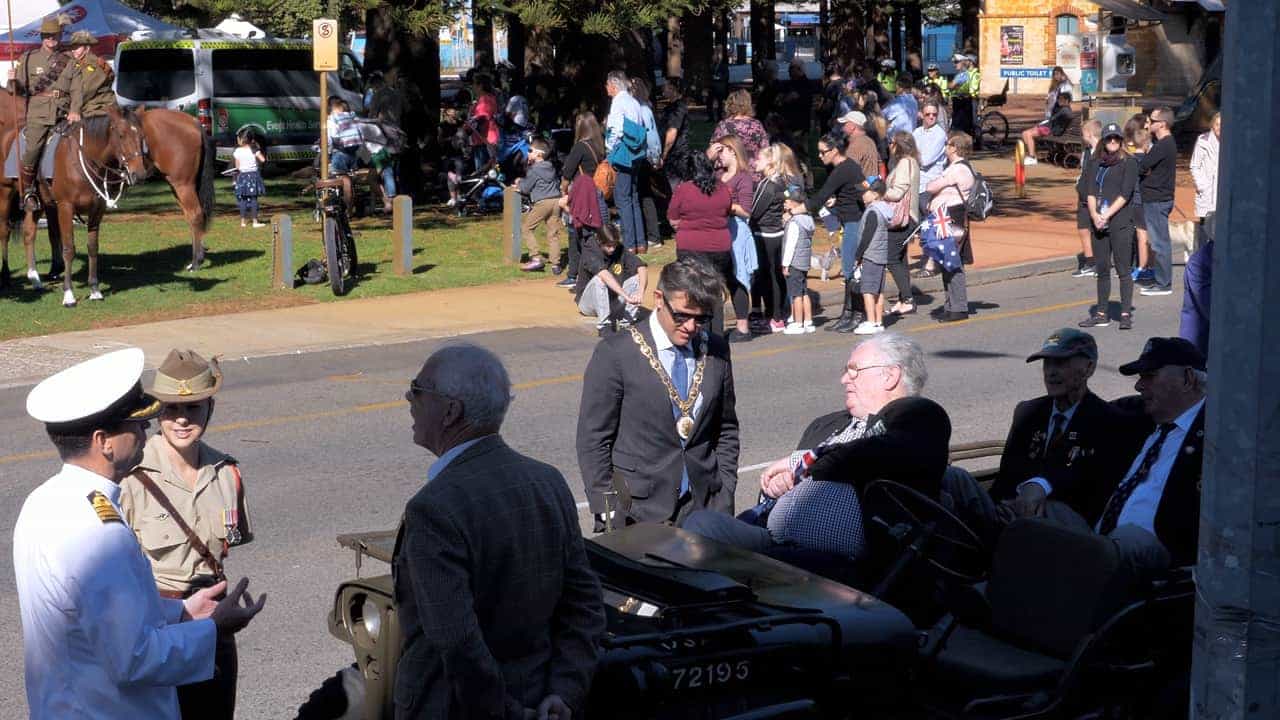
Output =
[{"x1": 394, "y1": 344, "x2": 604, "y2": 720}]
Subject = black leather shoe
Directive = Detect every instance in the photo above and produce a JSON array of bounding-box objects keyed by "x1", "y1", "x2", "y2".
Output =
[{"x1": 940, "y1": 311, "x2": 969, "y2": 323}]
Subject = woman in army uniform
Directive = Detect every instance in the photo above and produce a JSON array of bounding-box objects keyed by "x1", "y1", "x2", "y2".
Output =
[
  {"x1": 119, "y1": 349, "x2": 252, "y2": 720},
  {"x1": 65, "y1": 30, "x2": 116, "y2": 124}
]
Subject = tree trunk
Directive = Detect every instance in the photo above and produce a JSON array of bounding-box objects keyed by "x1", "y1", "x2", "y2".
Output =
[
  {"x1": 666, "y1": 16, "x2": 684, "y2": 79},
  {"x1": 819, "y1": 0, "x2": 830, "y2": 65},
  {"x1": 751, "y1": 0, "x2": 774, "y2": 92},
  {"x1": 868, "y1": 2, "x2": 891, "y2": 61},
  {"x1": 363, "y1": 5, "x2": 439, "y2": 197},
  {"x1": 890, "y1": 6, "x2": 902, "y2": 68},
  {"x1": 472, "y1": 4, "x2": 493, "y2": 69},
  {"x1": 905, "y1": 1, "x2": 924, "y2": 76},
  {"x1": 961, "y1": 0, "x2": 980, "y2": 55},
  {"x1": 828, "y1": 0, "x2": 866, "y2": 68},
  {"x1": 504, "y1": 12, "x2": 526, "y2": 93},
  {"x1": 684, "y1": 10, "x2": 714, "y2": 108}
]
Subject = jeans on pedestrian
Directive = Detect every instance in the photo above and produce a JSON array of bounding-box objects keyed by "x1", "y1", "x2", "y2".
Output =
[
  {"x1": 378, "y1": 164, "x2": 396, "y2": 200},
  {"x1": 942, "y1": 267, "x2": 968, "y2": 314},
  {"x1": 577, "y1": 274, "x2": 641, "y2": 327},
  {"x1": 331, "y1": 147, "x2": 359, "y2": 175},
  {"x1": 1179, "y1": 239, "x2": 1212, "y2": 356},
  {"x1": 614, "y1": 165, "x2": 645, "y2": 250},
  {"x1": 840, "y1": 219, "x2": 861, "y2": 282},
  {"x1": 1091, "y1": 224, "x2": 1135, "y2": 317},
  {"x1": 682, "y1": 509, "x2": 776, "y2": 552},
  {"x1": 637, "y1": 160, "x2": 660, "y2": 246},
  {"x1": 1144, "y1": 199, "x2": 1175, "y2": 288}
]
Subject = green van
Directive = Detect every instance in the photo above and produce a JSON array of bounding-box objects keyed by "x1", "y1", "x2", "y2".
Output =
[{"x1": 113, "y1": 36, "x2": 366, "y2": 163}]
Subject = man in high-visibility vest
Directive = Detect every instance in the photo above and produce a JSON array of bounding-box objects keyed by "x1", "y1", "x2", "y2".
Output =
[
  {"x1": 877, "y1": 58, "x2": 898, "y2": 93},
  {"x1": 949, "y1": 54, "x2": 976, "y2": 137},
  {"x1": 925, "y1": 63, "x2": 950, "y2": 100}
]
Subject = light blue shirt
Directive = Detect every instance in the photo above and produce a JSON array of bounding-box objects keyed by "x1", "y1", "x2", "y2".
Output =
[
  {"x1": 885, "y1": 94, "x2": 918, "y2": 137},
  {"x1": 913, "y1": 124, "x2": 948, "y2": 191},
  {"x1": 427, "y1": 436, "x2": 493, "y2": 482},
  {"x1": 1020, "y1": 398, "x2": 1082, "y2": 496},
  {"x1": 1106, "y1": 398, "x2": 1206, "y2": 534},
  {"x1": 14, "y1": 464, "x2": 216, "y2": 719},
  {"x1": 648, "y1": 311, "x2": 704, "y2": 496}
]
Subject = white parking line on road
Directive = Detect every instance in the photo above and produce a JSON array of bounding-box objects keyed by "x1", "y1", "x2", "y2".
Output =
[{"x1": 574, "y1": 459, "x2": 774, "y2": 509}]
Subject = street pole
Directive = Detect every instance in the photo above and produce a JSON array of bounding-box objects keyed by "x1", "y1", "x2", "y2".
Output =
[
  {"x1": 319, "y1": 71, "x2": 328, "y2": 181},
  {"x1": 5, "y1": 0, "x2": 24, "y2": 203},
  {"x1": 1190, "y1": 2, "x2": 1280, "y2": 718}
]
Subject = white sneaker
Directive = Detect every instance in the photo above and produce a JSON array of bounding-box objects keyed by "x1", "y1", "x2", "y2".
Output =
[
  {"x1": 803, "y1": 322, "x2": 816, "y2": 334},
  {"x1": 446, "y1": 198, "x2": 458, "y2": 207},
  {"x1": 783, "y1": 322, "x2": 806, "y2": 335},
  {"x1": 1023, "y1": 157, "x2": 1038, "y2": 166},
  {"x1": 853, "y1": 320, "x2": 881, "y2": 335}
]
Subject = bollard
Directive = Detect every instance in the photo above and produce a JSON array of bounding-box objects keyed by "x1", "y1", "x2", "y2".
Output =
[
  {"x1": 1014, "y1": 140, "x2": 1027, "y2": 199},
  {"x1": 271, "y1": 214, "x2": 294, "y2": 289},
  {"x1": 500, "y1": 185, "x2": 522, "y2": 264},
  {"x1": 391, "y1": 195, "x2": 413, "y2": 275}
]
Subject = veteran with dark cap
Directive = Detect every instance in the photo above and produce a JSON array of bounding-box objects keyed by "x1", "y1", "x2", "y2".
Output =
[
  {"x1": 14, "y1": 348, "x2": 265, "y2": 719},
  {"x1": 119, "y1": 349, "x2": 252, "y2": 720},
  {"x1": 989, "y1": 329, "x2": 1135, "y2": 525}
]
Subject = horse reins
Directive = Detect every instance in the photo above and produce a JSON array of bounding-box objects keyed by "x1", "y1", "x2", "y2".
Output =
[{"x1": 75, "y1": 124, "x2": 143, "y2": 209}]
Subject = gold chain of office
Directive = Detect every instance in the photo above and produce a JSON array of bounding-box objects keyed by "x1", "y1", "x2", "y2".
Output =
[{"x1": 629, "y1": 326, "x2": 705, "y2": 441}]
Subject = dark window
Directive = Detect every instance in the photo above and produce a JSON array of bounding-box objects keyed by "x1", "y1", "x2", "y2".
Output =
[
  {"x1": 115, "y1": 49, "x2": 195, "y2": 101},
  {"x1": 1056, "y1": 14, "x2": 1079, "y2": 35},
  {"x1": 211, "y1": 49, "x2": 319, "y2": 97}
]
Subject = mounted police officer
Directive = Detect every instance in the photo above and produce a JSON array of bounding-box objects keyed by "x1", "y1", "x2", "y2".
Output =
[
  {"x1": 67, "y1": 30, "x2": 117, "y2": 123},
  {"x1": 8, "y1": 14, "x2": 74, "y2": 212}
]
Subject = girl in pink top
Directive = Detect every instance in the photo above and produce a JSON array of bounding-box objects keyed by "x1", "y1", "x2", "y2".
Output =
[{"x1": 467, "y1": 74, "x2": 500, "y2": 170}]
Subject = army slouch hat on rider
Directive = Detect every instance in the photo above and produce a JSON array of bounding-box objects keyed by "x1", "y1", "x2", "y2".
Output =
[
  {"x1": 149, "y1": 349, "x2": 224, "y2": 403},
  {"x1": 26, "y1": 347, "x2": 161, "y2": 433},
  {"x1": 68, "y1": 30, "x2": 98, "y2": 47}
]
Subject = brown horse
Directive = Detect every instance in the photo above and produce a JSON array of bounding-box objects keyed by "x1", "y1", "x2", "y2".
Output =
[
  {"x1": 135, "y1": 107, "x2": 217, "y2": 270},
  {"x1": 0, "y1": 87, "x2": 62, "y2": 290},
  {"x1": 20, "y1": 105, "x2": 148, "y2": 306}
]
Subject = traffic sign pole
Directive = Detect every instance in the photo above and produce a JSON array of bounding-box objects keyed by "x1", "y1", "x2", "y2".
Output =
[{"x1": 313, "y1": 18, "x2": 339, "y2": 182}]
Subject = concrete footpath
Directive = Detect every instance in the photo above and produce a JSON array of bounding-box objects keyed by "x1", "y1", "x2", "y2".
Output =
[{"x1": 0, "y1": 155, "x2": 1197, "y2": 389}]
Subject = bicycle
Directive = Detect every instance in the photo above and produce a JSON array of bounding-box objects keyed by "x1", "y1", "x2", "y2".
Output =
[
  {"x1": 315, "y1": 175, "x2": 359, "y2": 296},
  {"x1": 976, "y1": 80, "x2": 1010, "y2": 150}
]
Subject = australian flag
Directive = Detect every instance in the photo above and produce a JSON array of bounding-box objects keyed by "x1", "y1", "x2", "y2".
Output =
[{"x1": 920, "y1": 207, "x2": 963, "y2": 272}]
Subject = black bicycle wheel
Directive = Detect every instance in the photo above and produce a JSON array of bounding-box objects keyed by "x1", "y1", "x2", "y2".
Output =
[
  {"x1": 980, "y1": 111, "x2": 1009, "y2": 148},
  {"x1": 343, "y1": 219, "x2": 358, "y2": 273},
  {"x1": 323, "y1": 217, "x2": 347, "y2": 295}
]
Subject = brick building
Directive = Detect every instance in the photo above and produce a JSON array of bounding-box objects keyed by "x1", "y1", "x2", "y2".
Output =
[{"x1": 977, "y1": 0, "x2": 1223, "y2": 99}]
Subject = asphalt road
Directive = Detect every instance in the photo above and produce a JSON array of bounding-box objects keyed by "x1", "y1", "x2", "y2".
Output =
[{"x1": 0, "y1": 269, "x2": 1183, "y2": 715}]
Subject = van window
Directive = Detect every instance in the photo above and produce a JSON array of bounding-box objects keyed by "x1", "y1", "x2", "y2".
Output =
[
  {"x1": 211, "y1": 49, "x2": 319, "y2": 97},
  {"x1": 116, "y1": 49, "x2": 195, "y2": 100}
]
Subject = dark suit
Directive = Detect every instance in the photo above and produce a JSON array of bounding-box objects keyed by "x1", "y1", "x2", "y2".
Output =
[
  {"x1": 392, "y1": 436, "x2": 605, "y2": 720},
  {"x1": 1118, "y1": 405, "x2": 1206, "y2": 567},
  {"x1": 806, "y1": 396, "x2": 952, "y2": 498},
  {"x1": 991, "y1": 392, "x2": 1138, "y2": 526},
  {"x1": 576, "y1": 318, "x2": 740, "y2": 525}
]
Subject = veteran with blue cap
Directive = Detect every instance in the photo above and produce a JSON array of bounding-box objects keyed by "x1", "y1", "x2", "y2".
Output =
[
  {"x1": 14, "y1": 348, "x2": 265, "y2": 719},
  {"x1": 988, "y1": 328, "x2": 1137, "y2": 526}
]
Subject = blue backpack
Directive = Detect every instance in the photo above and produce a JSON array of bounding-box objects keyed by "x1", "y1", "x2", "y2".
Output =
[{"x1": 607, "y1": 116, "x2": 649, "y2": 169}]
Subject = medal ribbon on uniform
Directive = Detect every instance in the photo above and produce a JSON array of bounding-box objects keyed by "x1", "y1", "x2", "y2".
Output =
[
  {"x1": 629, "y1": 326, "x2": 705, "y2": 441},
  {"x1": 222, "y1": 508, "x2": 241, "y2": 545}
]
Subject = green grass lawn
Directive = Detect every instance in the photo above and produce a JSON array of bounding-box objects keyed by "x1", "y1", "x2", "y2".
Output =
[{"x1": 0, "y1": 176, "x2": 538, "y2": 340}]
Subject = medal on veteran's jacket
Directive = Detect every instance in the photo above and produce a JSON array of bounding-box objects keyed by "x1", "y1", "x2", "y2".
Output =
[{"x1": 223, "y1": 508, "x2": 241, "y2": 544}]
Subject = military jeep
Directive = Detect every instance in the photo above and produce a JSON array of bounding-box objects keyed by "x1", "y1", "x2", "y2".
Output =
[{"x1": 302, "y1": 442, "x2": 1193, "y2": 720}]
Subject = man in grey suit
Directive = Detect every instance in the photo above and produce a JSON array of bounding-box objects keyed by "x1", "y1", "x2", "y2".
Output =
[
  {"x1": 576, "y1": 257, "x2": 741, "y2": 531},
  {"x1": 394, "y1": 344, "x2": 605, "y2": 720}
]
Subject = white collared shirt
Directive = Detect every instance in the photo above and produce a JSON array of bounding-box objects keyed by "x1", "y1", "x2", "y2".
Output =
[
  {"x1": 1107, "y1": 398, "x2": 1206, "y2": 534},
  {"x1": 427, "y1": 435, "x2": 493, "y2": 482},
  {"x1": 14, "y1": 463, "x2": 216, "y2": 719}
]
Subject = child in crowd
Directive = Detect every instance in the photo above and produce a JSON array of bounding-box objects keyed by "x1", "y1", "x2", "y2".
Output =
[
  {"x1": 516, "y1": 138, "x2": 564, "y2": 272},
  {"x1": 780, "y1": 187, "x2": 815, "y2": 334},
  {"x1": 1073, "y1": 119, "x2": 1103, "y2": 277},
  {"x1": 574, "y1": 223, "x2": 647, "y2": 336},
  {"x1": 852, "y1": 180, "x2": 893, "y2": 335},
  {"x1": 232, "y1": 130, "x2": 267, "y2": 229}
]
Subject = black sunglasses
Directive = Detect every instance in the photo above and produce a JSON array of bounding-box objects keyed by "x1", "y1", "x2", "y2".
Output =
[{"x1": 662, "y1": 300, "x2": 713, "y2": 326}]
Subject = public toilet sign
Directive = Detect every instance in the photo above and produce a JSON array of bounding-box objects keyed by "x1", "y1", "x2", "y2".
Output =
[
  {"x1": 1000, "y1": 67, "x2": 1053, "y2": 78},
  {"x1": 313, "y1": 18, "x2": 339, "y2": 71}
]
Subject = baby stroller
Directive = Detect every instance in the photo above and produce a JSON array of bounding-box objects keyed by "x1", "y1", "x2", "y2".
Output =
[{"x1": 453, "y1": 166, "x2": 509, "y2": 217}]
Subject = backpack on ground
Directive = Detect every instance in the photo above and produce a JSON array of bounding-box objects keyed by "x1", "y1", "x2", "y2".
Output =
[{"x1": 958, "y1": 160, "x2": 994, "y2": 221}]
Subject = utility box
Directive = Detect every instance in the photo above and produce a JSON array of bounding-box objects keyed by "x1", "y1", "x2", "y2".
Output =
[{"x1": 1100, "y1": 31, "x2": 1136, "y2": 94}]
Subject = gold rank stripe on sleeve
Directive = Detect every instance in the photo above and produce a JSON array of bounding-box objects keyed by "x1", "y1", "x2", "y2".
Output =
[{"x1": 87, "y1": 491, "x2": 123, "y2": 524}]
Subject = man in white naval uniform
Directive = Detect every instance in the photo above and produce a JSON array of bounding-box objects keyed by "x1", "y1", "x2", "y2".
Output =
[{"x1": 14, "y1": 348, "x2": 266, "y2": 719}]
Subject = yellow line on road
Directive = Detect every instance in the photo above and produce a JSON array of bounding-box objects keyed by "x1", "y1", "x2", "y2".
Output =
[{"x1": 0, "y1": 298, "x2": 1090, "y2": 467}]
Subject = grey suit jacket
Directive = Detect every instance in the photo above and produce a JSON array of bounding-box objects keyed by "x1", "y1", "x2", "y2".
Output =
[
  {"x1": 392, "y1": 436, "x2": 605, "y2": 720},
  {"x1": 576, "y1": 319, "x2": 740, "y2": 524}
]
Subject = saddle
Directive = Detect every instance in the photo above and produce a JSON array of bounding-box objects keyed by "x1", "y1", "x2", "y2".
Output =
[{"x1": 4, "y1": 127, "x2": 65, "y2": 180}]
